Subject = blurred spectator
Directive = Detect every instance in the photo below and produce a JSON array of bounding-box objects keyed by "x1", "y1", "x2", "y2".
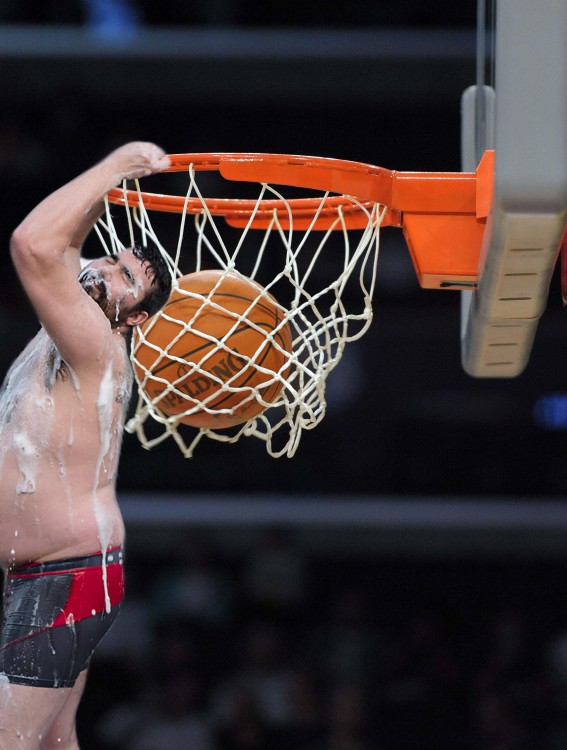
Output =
[
  {"x1": 243, "y1": 527, "x2": 307, "y2": 626},
  {"x1": 473, "y1": 691, "x2": 533, "y2": 750},
  {"x1": 476, "y1": 609, "x2": 536, "y2": 692},
  {"x1": 471, "y1": 608, "x2": 549, "y2": 749},
  {"x1": 309, "y1": 683, "x2": 376, "y2": 750},
  {"x1": 309, "y1": 587, "x2": 386, "y2": 689},
  {"x1": 210, "y1": 620, "x2": 301, "y2": 745},
  {"x1": 149, "y1": 538, "x2": 234, "y2": 633},
  {"x1": 383, "y1": 612, "x2": 464, "y2": 748},
  {"x1": 95, "y1": 620, "x2": 213, "y2": 749},
  {"x1": 125, "y1": 667, "x2": 215, "y2": 750},
  {"x1": 285, "y1": 670, "x2": 326, "y2": 748},
  {"x1": 215, "y1": 693, "x2": 270, "y2": 750},
  {"x1": 95, "y1": 675, "x2": 155, "y2": 750}
]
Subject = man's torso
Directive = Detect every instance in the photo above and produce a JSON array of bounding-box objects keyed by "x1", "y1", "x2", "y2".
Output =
[{"x1": 0, "y1": 328, "x2": 132, "y2": 567}]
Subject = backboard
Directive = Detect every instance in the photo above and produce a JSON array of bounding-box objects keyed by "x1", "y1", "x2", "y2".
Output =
[{"x1": 460, "y1": 0, "x2": 567, "y2": 377}]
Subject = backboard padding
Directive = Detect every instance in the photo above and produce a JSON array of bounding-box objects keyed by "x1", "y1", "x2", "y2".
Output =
[{"x1": 461, "y1": 0, "x2": 567, "y2": 377}]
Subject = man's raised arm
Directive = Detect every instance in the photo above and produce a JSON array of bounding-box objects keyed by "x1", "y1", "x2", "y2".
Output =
[
  {"x1": 9, "y1": 142, "x2": 170, "y2": 369},
  {"x1": 11, "y1": 142, "x2": 169, "y2": 274}
]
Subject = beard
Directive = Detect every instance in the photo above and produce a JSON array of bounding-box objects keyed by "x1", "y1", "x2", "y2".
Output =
[{"x1": 78, "y1": 268, "x2": 121, "y2": 323}]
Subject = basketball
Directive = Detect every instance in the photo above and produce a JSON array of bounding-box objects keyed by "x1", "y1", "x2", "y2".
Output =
[{"x1": 133, "y1": 270, "x2": 293, "y2": 429}]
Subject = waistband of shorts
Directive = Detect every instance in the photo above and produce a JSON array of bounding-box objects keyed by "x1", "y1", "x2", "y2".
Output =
[{"x1": 9, "y1": 546, "x2": 123, "y2": 576}]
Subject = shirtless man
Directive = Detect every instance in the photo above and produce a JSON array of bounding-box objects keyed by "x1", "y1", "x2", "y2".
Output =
[{"x1": 0, "y1": 142, "x2": 172, "y2": 749}]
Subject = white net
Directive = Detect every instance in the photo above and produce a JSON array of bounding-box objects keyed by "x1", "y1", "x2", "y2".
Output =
[{"x1": 97, "y1": 163, "x2": 385, "y2": 457}]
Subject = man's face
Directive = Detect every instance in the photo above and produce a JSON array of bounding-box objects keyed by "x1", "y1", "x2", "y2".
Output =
[{"x1": 78, "y1": 250, "x2": 154, "y2": 326}]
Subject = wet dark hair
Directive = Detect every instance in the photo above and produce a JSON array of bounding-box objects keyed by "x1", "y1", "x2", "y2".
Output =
[{"x1": 131, "y1": 239, "x2": 172, "y2": 317}]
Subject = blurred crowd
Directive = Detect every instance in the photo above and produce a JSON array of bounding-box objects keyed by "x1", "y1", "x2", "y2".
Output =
[{"x1": 76, "y1": 528, "x2": 567, "y2": 750}]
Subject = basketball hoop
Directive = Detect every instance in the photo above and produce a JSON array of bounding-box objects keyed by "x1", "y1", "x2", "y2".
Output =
[{"x1": 98, "y1": 151, "x2": 493, "y2": 457}]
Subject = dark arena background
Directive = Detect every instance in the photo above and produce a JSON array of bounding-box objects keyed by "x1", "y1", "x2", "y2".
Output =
[{"x1": 2, "y1": 3, "x2": 567, "y2": 749}]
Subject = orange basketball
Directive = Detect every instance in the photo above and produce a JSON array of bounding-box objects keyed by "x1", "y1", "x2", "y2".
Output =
[{"x1": 133, "y1": 270, "x2": 293, "y2": 429}]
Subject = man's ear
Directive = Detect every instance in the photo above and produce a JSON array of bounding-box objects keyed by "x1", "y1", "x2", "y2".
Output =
[{"x1": 126, "y1": 309, "x2": 149, "y2": 328}]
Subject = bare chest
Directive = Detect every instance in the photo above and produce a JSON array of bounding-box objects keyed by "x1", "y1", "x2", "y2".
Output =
[{"x1": 0, "y1": 329, "x2": 133, "y2": 491}]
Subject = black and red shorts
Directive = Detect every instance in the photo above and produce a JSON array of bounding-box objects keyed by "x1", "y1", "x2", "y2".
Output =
[{"x1": 0, "y1": 547, "x2": 124, "y2": 688}]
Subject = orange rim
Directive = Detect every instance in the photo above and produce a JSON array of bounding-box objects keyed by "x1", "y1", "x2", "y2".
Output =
[
  {"x1": 106, "y1": 151, "x2": 495, "y2": 289},
  {"x1": 106, "y1": 151, "x2": 482, "y2": 222},
  {"x1": 107, "y1": 153, "x2": 398, "y2": 229}
]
